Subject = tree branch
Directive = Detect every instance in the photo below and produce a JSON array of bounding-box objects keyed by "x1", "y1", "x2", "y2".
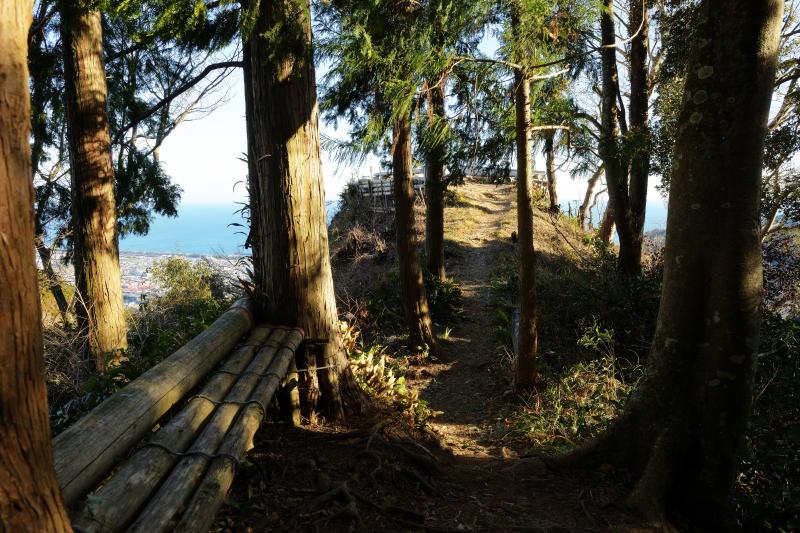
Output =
[{"x1": 113, "y1": 61, "x2": 242, "y2": 145}]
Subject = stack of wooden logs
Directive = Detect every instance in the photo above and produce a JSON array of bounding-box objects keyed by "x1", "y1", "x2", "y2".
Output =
[{"x1": 52, "y1": 300, "x2": 304, "y2": 532}]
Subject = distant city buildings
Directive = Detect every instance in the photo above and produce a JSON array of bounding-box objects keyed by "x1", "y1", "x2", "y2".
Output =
[{"x1": 38, "y1": 251, "x2": 247, "y2": 308}]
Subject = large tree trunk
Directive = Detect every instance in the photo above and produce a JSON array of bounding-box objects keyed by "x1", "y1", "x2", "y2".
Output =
[
  {"x1": 544, "y1": 132, "x2": 559, "y2": 215},
  {"x1": 62, "y1": 3, "x2": 127, "y2": 371},
  {"x1": 599, "y1": 0, "x2": 638, "y2": 275},
  {"x1": 514, "y1": 67, "x2": 539, "y2": 390},
  {"x1": 425, "y1": 78, "x2": 447, "y2": 281},
  {"x1": 626, "y1": 0, "x2": 650, "y2": 274},
  {"x1": 393, "y1": 114, "x2": 439, "y2": 355},
  {"x1": 248, "y1": 0, "x2": 361, "y2": 420},
  {"x1": 0, "y1": 1, "x2": 72, "y2": 528},
  {"x1": 559, "y1": 0, "x2": 782, "y2": 525}
]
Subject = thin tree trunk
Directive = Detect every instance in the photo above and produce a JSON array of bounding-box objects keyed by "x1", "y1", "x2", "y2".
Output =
[
  {"x1": 761, "y1": 202, "x2": 782, "y2": 239},
  {"x1": 598, "y1": 194, "x2": 615, "y2": 243},
  {"x1": 544, "y1": 132, "x2": 559, "y2": 215},
  {"x1": 62, "y1": 3, "x2": 127, "y2": 371},
  {"x1": 599, "y1": 0, "x2": 638, "y2": 275},
  {"x1": 627, "y1": 0, "x2": 650, "y2": 274},
  {"x1": 579, "y1": 165, "x2": 603, "y2": 229},
  {"x1": 425, "y1": 77, "x2": 447, "y2": 280},
  {"x1": 0, "y1": 1, "x2": 72, "y2": 528},
  {"x1": 36, "y1": 239, "x2": 70, "y2": 322},
  {"x1": 558, "y1": 0, "x2": 783, "y2": 524},
  {"x1": 248, "y1": 0, "x2": 362, "y2": 419},
  {"x1": 514, "y1": 67, "x2": 539, "y2": 390},
  {"x1": 34, "y1": 184, "x2": 71, "y2": 323},
  {"x1": 394, "y1": 113, "x2": 439, "y2": 355}
]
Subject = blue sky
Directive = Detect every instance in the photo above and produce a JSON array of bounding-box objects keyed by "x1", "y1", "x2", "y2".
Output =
[{"x1": 155, "y1": 66, "x2": 666, "y2": 229}]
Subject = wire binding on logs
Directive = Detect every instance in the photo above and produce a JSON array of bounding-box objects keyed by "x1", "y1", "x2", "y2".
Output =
[
  {"x1": 140, "y1": 441, "x2": 243, "y2": 466},
  {"x1": 186, "y1": 395, "x2": 268, "y2": 417},
  {"x1": 212, "y1": 369, "x2": 286, "y2": 381}
]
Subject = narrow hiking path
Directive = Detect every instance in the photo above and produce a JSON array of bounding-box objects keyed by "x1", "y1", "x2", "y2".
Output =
[
  {"x1": 411, "y1": 183, "x2": 516, "y2": 459},
  {"x1": 218, "y1": 182, "x2": 645, "y2": 531}
]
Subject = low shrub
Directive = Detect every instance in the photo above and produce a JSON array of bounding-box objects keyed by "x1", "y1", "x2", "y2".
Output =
[
  {"x1": 736, "y1": 312, "x2": 800, "y2": 530},
  {"x1": 48, "y1": 257, "x2": 236, "y2": 433}
]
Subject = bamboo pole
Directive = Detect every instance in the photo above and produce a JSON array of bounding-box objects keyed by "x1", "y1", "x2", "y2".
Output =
[
  {"x1": 72, "y1": 326, "x2": 273, "y2": 532},
  {"x1": 127, "y1": 328, "x2": 289, "y2": 533},
  {"x1": 174, "y1": 328, "x2": 304, "y2": 533},
  {"x1": 53, "y1": 299, "x2": 254, "y2": 507}
]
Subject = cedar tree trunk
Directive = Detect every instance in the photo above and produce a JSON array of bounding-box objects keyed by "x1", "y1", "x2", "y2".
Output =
[
  {"x1": 247, "y1": 0, "x2": 361, "y2": 419},
  {"x1": 0, "y1": 1, "x2": 72, "y2": 528},
  {"x1": 558, "y1": 0, "x2": 782, "y2": 525},
  {"x1": 514, "y1": 67, "x2": 539, "y2": 389},
  {"x1": 393, "y1": 113, "x2": 439, "y2": 355},
  {"x1": 425, "y1": 78, "x2": 447, "y2": 281},
  {"x1": 62, "y1": 3, "x2": 127, "y2": 371}
]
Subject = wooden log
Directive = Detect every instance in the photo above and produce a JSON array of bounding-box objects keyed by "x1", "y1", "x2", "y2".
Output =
[
  {"x1": 174, "y1": 328, "x2": 304, "y2": 533},
  {"x1": 71, "y1": 326, "x2": 273, "y2": 532},
  {"x1": 127, "y1": 328, "x2": 289, "y2": 533},
  {"x1": 53, "y1": 299, "x2": 254, "y2": 508}
]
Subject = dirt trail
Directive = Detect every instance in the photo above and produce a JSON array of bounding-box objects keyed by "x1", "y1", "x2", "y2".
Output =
[
  {"x1": 221, "y1": 182, "x2": 641, "y2": 531},
  {"x1": 412, "y1": 183, "x2": 516, "y2": 459}
]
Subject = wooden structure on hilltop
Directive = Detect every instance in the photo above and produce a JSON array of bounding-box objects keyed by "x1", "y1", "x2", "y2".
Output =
[
  {"x1": 354, "y1": 167, "x2": 547, "y2": 213},
  {"x1": 52, "y1": 299, "x2": 305, "y2": 532},
  {"x1": 356, "y1": 169, "x2": 425, "y2": 213}
]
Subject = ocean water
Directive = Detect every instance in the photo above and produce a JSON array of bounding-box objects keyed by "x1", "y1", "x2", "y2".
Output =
[
  {"x1": 563, "y1": 197, "x2": 669, "y2": 235},
  {"x1": 120, "y1": 196, "x2": 668, "y2": 255},
  {"x1": 120, "y1": 201, "x2": 341, "y2": 255}
]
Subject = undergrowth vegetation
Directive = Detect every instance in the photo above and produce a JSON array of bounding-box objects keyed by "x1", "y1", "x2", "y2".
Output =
[
  {"x1": 489, "y1": 227, "x2": 800, "y2": 529},
  {"x1": 340, "y1": 324, "x2": 432, "y2": 423},
  {"x1": 46, "y1": 257, "x2": 237, "y2": 433},
  {"x1": 488, "y1": 240, "x2": 651, "y2": 453}
]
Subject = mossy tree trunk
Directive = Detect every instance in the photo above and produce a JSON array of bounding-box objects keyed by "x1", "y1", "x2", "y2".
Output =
[
  {"x1": 514, "y1": 66, "x2": 539, "y2": 390},
  {"x1": 560, "y1": 0, "x2": 782, "y2": 524},
  {"x1": 0, "y1": 1, "x2": 72, "y2": 528},
  {"x1": 62, "y1": 2, "x2": 127, "y2": 371},
  {"x1": 394, "y1": 113, "x2": 439, "y2": 355},
  {"x1": 425, "y1": 78, "x2": 447, "y2": 281},
  {"x1": 247, "y1": 0, "x2": 361, "y2": 419}
]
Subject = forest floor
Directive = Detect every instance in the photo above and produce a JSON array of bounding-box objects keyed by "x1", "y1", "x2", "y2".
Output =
[{"x1": 217, "y1": 182, "x2": 653, "y2": 532}]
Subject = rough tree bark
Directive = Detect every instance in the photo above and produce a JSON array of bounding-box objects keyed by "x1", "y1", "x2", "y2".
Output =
[
  {"x1": 247, "y1": 0, "x2": 362, "y2": 419},
  {"x1": 0, "y1": 1, "x2": 72, "y2": 528},
  {"x1": 62, "y1": 2, "x2": 128, "y2": 371},
  {"x1": 544, "y1": 132, "x2": 559, "y2": 215},
  {"x1": 394, "y1": 113, "x2": 439, "y2": 355},
  {"x1": 425, "y1": 77, "x2": 447, "y2": 281},
  {"x1": 514, "y1": 67, "x2": 539, "y2": 390},
  {"x1": 558, "y1": 0, "x2": 783, "y2": 525}
]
